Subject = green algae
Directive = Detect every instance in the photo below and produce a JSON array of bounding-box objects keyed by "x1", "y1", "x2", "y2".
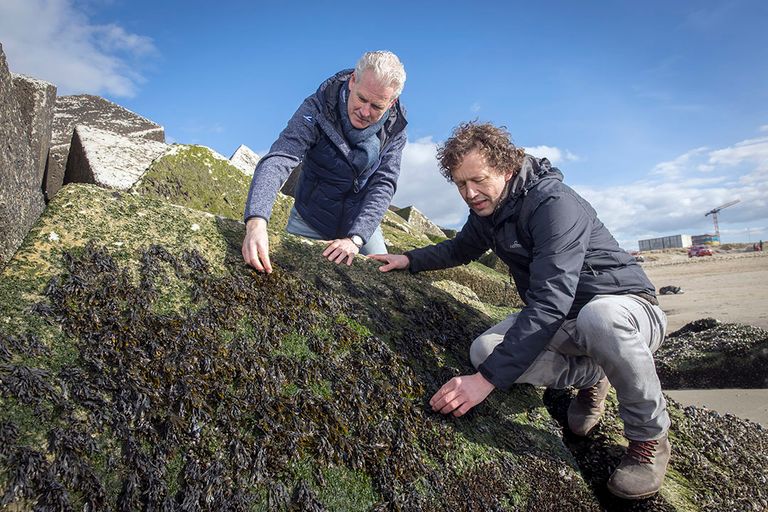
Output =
[
  {"x1": 0, "y1": 185, "x2": 598, "y2": 510},
  {"x1": 15, "y1": 184, "x2": 768, "y2": 510},
  {"x1": 133, "y1": 145, "x2": 252, "y2": 221}
]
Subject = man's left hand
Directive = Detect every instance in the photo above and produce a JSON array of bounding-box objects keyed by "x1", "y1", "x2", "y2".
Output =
[
  {"x1": 430, "y1": 372, "x2": 495, "y2": 417},
  {"x1": 322, "y1": 238, "x2": 360, "y2": 265}
]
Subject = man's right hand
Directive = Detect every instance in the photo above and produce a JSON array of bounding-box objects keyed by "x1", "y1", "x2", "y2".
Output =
[
  {"x1": 242, "y1": 217, "x2": 273, "y2": 273},
  {"x1": 368, "y1": 253, "x2": 409, "y2": 272}
]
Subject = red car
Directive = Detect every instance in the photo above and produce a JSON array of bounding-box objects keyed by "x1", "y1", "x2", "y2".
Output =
[{"x1": 688, "y1": 245, "x2": 713, "y2": 258}]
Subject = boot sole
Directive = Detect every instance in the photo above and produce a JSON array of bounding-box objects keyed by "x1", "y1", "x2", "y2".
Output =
[{"x1": 606, "y1": 481, "x2": 660, "y2": 500}]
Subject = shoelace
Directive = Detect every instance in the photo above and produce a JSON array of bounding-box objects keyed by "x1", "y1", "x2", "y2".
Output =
[
  {"x1": 577, "y1": 385, "x2": 601, "y2": 404},
  {"x1": 626, "y1": 439, "x2": 658, "y2": 464}
]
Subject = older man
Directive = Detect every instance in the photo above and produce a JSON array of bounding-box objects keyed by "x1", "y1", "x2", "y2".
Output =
[
  {"x1": 371, "y1": 122, "x2": 670, "y2": 500},
  {"x1": 243, "y1": 51, "x2": 407, "y2": 272}
]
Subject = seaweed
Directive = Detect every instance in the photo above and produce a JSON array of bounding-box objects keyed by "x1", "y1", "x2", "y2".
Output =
[{"x1": 2, "y1": 241, "x2": 574, "y2": 510}]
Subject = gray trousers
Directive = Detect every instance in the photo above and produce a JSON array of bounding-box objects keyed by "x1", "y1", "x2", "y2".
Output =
[{"x1": 471, "y1": 294, "x2": 670, "y2": 441}]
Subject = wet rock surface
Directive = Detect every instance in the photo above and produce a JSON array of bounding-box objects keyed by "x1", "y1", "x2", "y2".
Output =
[
  {"x1": 0, "y1": 185, "x2": 599, "y2": 510},
  {"x1": 655, "y1": 318, "x2": 768, "y2": 388},
  {"x1": 2, "y1": 185, "x2": 767, "y2": 510},
  {"x1": 545, "y1": 388, "x2": 768, "y2": 511}
]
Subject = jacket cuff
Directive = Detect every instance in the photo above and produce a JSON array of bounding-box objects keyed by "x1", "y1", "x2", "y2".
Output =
[
  {"x1": 477, "y1": 361, "x2": 510, "y2": 391},
  {"x1": 403, "y1": 252, "x2": 417, "y2": 273}
]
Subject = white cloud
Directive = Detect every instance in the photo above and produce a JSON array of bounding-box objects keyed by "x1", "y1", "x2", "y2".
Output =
[
  {"x1": 578, "y1": 136, "x2": 768, "y2": 248},
  {"x1": 0, "y1": 0, "x2": 156, "y2": 97},
  {"x1": 651, "y1": 147, "x2": 708, "y2": 178},
  {"x1": 524, "y1": 145, "x2": 579, "y2": 165},
  {"x1": 705, "y1": 136, "x2": 768, "y2": 171},
  {"x1": 758, "y1": 125, "x2": 768, "y2": 133},
  {"x1": 395, "y1": 134, "x2": 768, "y2": 249},
  {"x1": 393, "y1": 137, "x2": 468, "y2": 228}
]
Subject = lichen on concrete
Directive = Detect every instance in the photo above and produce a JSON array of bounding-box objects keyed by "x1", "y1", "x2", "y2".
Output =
[{"x1": 133, "y1": 144, "x2": 253, "y2": 221}]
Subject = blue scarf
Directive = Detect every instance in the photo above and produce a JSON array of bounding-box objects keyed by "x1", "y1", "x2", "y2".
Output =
[{"x1": 339, "y1": 83, "x2": 389, "y2": 175}]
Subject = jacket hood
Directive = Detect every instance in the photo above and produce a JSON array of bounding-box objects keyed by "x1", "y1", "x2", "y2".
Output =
[
  {"x1": 509, "y1": 155, "x2": 563, "y2": 197},
  {"x1": 489, "y1": 156, "x2": 563, "y2": 225}
]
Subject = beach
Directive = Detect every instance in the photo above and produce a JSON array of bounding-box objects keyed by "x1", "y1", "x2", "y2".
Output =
[{"x1": 642, "y1": 249, "x2": 768, "y2": 426}]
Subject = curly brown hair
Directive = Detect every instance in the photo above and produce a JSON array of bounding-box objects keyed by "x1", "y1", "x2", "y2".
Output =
[{"x1": 437, "y1": 121, "x2": 526, "y2": 182}]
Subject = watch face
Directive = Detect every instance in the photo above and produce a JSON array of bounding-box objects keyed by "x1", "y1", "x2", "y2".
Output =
[{"x1": 352, "y1": 236, "x2": 363, "y2": 247}]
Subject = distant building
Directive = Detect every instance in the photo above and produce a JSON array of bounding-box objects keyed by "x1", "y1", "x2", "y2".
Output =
[
  {"x1": 638, "y1": 234, "x2": 692, "y2": 251},
  {"x1": 692, "y1": 233, "x2": 720, "y2": 246}
]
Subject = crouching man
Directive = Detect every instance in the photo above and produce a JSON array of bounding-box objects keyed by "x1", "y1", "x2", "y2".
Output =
[{"x1": 371, "y1": 122, "x2": 670, "y2": 500}]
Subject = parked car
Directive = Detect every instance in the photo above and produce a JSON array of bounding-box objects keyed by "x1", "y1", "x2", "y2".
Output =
[{"x1": 688, "y1": 245, "x2": 714, "y2": 258}]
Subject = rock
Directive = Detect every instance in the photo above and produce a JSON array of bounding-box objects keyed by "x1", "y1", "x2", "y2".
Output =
[
  {"x1": 132, "y1": 144, "x2": 253, "y2": 221},
  {"x1": 441, "y1": 227, "x2": 458, "y2": 238},
  {"x1": 659, "y1": 285, "x2": 684, "y2": 295},
  {"x1": 395, "y1": 205, "x2": 446, "y2": 239},
  {"x1": 280, "y1": 163, "x2": 302, "y2": 197},
  {"x1": 228, "y1": 144, "x2": 260, "y2": 176},
  {"x1": 0, "y1": 43, "x2": 46, "y2": 268},
  {"x1": 65, "y1": 125, "x2": 168, "y2": 190},
  {"x1": 2, "y1": 183, "x2": 768, "y2": 509},
  {"x1": 46, "y1": 94, "x2": 165, "y2": 199},
  {"x1": 0, "y1": 184, "x2": 600, "y2": 510},
  {"x1": 478, "y1": 250, "x2": 510, "y2": 275},
  {"x1": 656, "y1": 320, "x2": 768, "y2": 388},
  {"x1": 11, "y1": 73, "x2": 56, "y2": 187}
]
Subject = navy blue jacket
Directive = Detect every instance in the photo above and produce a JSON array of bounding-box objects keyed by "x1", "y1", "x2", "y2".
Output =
[
  {"x1": 244, "y1": 69, "x2": 408, "y2": 243},
  {"x1": 406, "y1": 156, "x2": 656, "y2": 390}
]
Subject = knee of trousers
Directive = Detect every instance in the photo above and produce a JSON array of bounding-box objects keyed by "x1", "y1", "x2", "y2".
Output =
[
  {"x1": 575, "y1": 299, "x2": 633, "y2": 346},
  {"x1": 470, "y1": 334, "x2": 500, "y2": 369}
]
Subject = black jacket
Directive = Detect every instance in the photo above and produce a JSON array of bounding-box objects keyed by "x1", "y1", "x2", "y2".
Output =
[{"x1": 406, "y1": 156, "x2": 655, "y2": 390}]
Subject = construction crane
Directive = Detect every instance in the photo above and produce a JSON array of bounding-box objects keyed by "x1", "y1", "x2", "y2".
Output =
[{"x1": 705, "y1": 199, "x2": 740, "y2": 241}]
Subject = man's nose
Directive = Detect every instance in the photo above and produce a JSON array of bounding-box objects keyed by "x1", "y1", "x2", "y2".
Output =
[{"x1": 359, "y1": 103, "x2": 371, "y2": 118}]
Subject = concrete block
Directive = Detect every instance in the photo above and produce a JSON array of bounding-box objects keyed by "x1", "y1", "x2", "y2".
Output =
[
  {"x1": 46, "y1": 94, "x2": 165, "y2": 198},
  {"x1": 229, "y1": 144, "x2": 260, "y2": 176},
  {"x1": 0, "y1": 43, "x2": 45, "y2": 267},
  {"x1": 65, "y1": 125, "x2": 168, "y2": 190}
]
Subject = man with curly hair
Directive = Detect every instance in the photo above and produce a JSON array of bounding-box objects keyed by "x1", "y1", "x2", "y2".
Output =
[{"x1": 371, "y1": 122, "x2": 670, "y2": 500}]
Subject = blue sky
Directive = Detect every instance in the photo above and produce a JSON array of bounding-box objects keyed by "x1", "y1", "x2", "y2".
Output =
[{"x1": 2, "y1": 0, "x2": 767, "y2": 249}]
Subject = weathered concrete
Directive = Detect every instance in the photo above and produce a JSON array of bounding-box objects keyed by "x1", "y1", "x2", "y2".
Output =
[
  {"x1": 229, "y1": 144, "x2": 260, "y2": 176},
  {"x1": 12, "y1": 73, "x2": 56, "y2": 186},
  {"x1": 46, "y1": 94, "x2": 165, "y2": 199},
  {"x1": 0, "y1": 43, "x2": 45, "y2": 268},
  {"x1": 280, "y1": 163, "x2": 302, "y2": 197},
  {"x1": 65, "y1": 125, "x2": 168, "y2": 190},
  {"x1": 395, "y1": 205, "x2": 447, "y2": 239}
]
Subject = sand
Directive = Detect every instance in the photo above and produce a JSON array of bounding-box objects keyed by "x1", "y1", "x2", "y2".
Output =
[
  {"x1": 643, "y1": 251, "x2": 768, "y2": 332},
  {"x1": 642, "y1": 250, "x2": 768, "y2": 426}
]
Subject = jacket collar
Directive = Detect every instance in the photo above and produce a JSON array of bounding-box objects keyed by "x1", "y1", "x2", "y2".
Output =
[
  {"x1": 315, "y1": 69, "x2": 407, "y2": 141},
  {"x1": 490, "y1": 155, "x2": 564, "y2": 225}
]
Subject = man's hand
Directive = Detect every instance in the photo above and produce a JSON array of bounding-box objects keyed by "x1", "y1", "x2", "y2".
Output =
[
  {"x1": 322, "y1": 238, "x2": 360, "y2": 266},
  {"x1": 368, "y1": 253, "x2": 410, "y2": 272},
  {"x1": 429, "y1": 372, "x2": 495, "y2": 417},
  {"x1": 242, "y1": 217, "x2": 272, "y2": 273}
]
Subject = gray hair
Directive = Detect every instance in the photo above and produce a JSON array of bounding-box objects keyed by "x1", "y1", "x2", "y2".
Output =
[{"x1": 354, "y1": 50, "x2": 406, "y2": 99}]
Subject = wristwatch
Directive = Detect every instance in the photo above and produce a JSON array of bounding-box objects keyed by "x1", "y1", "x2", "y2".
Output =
[{"x1": 350, "y1": 235, "x2": 364, "y2": 248}]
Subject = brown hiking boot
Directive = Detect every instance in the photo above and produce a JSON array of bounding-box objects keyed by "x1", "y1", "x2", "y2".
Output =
[
  {"x1": 567, "y1": 376, "x2": 610, "y2": 436},
  {"x1": 607, "y1": 434, "x2": 671, "y2": 500}
]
